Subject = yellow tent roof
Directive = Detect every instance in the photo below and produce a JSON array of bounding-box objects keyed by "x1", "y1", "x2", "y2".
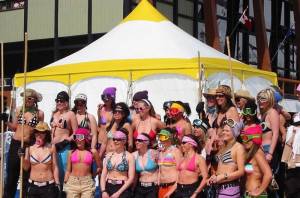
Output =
[{"x1": 14, "y1": 0, "x2": 277, "y2": 87}]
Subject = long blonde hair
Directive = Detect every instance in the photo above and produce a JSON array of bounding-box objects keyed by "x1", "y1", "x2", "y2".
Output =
[{"x1": 257, "y1": 88, "x2": 275, "y2": 115}]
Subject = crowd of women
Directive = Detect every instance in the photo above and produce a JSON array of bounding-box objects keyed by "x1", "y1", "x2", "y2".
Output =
[{"x1": 2, "y1": 83, "x2": 300, "y2": 198}]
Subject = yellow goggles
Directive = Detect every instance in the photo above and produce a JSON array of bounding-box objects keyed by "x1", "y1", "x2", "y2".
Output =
[{"x1": 158, "y1": 135, "x2": 169, "y2": 142}]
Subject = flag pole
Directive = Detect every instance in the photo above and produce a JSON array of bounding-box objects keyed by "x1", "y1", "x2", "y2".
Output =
[
  {"x1": 0, "y1": 42, "x2": 4, "y2": 197},
  {"x1": 20, "y1": 32, "x2": 28, "y2": 198},
  {"x1": 226, "y1": 36, "x2": 235, "y2": 103},
  {"x1": 229, "y1": 6, "x2": 248, "y2": 38}
]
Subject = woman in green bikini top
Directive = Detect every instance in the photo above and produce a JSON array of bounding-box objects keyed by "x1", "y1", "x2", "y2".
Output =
[{"x1": 241, "y1": 124, "x2": 272, "y2": 197}]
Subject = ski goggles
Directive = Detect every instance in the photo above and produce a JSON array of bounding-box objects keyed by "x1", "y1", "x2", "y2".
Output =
[
  {"x1": 240, "y1": 134, "x2": 261, "y2": 143},
  {"x1": 241, "y1": 108, "x2": 256, "y2": 116},
  {"x1": 73, "y1": 134, "x2": 85, "y2": 141}
]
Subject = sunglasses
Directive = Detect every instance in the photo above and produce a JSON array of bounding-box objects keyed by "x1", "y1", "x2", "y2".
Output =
[
  {"x1": 73, "y1": 134, "x2": 85, "y2": 141},
  {"x1": 240, "y1": 134, "x2": 261, "y2": 143},
  {"x1": 158, "y1": 135, "x2": 169, "y2": 142},
  {"x1": 241, "y1": 108, "x2": 256, "y2": 116},
  {"x1": 75, "y1": 100, "x2": 86, "y2": 105},
  {"x1": 216, "y1": 94, "x2": 225, "y2": 98},
  {"x1": 135, "y1": 107, "x2": 146, "y2": 112},
  {"x1": 235, "y1": 97, "x2": 241, "y2": 102},
  {"x1": 223, "y1": 119, "x2": 237, "y2": 128},
  {"x1": 55, "y1": 99, "x2": 66, "y2": 103},
  {"x1": 135, "y1": 139, "x2": 148, "y2": 143},
  {"x1": 113, "y1": 110, "x2": 123, "y2": 114},
  {"x1": 101, "y1": 94, "x2": 112, "y2": 101},
  {"x1": 206, "y1": 96, "x2": 216, "y2": 100},
  {"x1": 112, "y1": 138, "x2": 125, "y2": 142},
  {"x1": 27, "y1": 97, "x2": 36, "y2": 101},
  {"x1": 193, "y1": 119, "x2": 207, "y2": 129}
]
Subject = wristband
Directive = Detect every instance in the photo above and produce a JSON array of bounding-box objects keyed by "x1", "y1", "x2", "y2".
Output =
[{"x1": 101, "y1": 190, "x2": 107, "y2": 193}]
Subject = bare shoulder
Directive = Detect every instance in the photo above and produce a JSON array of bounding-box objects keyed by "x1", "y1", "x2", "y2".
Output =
[
  {"x1": 67, "y1": 110, "x2": 76, "y2": 117},
  {"x1": 234, "y1": 142, "x2": 245, "y2": 152},
  {"x1": 125, "y1": 151, "x2": 134, "y2": 160}
]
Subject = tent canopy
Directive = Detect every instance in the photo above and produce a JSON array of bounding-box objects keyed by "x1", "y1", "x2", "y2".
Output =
[{"x1": 14, "y1": 0, "x2": 277, "y2": 87}]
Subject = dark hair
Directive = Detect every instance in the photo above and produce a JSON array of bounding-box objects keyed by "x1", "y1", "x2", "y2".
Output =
[
  {"x1": 106, "y1": 103, "x2": 130, "y2": 132},
  {"x1": 245, "y1": 144, "x2": 260, "y2": 163},
  {"x1": 71, "y1": 102, "x2": 87, "y2": 113},
  {"x1": 216, "y1": 95, "x2": 235, "y2": 113},
  {"x1": 184, "y1": 134, "x2": 202, "y2": 154},
  {"x1": 31, "y1": 131, "x2": 52, "y2": 146},
  {"x1": 243, "y1": 100, "x2": 260, "y2": 124}
]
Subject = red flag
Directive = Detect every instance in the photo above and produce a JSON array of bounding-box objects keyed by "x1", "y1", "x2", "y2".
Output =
[{"x1": 239, "y1": 13, "x2": 253, "y2": 31}]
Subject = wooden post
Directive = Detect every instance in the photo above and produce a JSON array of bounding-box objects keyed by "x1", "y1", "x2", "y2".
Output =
[
  {"x1": 20, "y1": 32, "x2": 28, "y2": 198},
  {"x1": 226, "y1": 36, "x2": 235, "y2": 103}
]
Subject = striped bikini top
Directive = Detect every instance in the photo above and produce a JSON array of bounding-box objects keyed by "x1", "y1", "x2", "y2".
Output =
[
  {"x1": 216, "y1": 143, "x2": 236, "y2": 164},
  {"x1": 158, "y1": 146, "x2": 177, "y2": 167}
]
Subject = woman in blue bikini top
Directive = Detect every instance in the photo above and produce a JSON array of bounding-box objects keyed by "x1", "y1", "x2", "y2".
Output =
[{"x1": 134, "y1": 133, "x2": 158, "y2": 184}]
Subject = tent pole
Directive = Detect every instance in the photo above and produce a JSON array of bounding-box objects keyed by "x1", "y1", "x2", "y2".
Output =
[
  {"x1": 198, "y1": 51, "x2": 204, "y2": 102},
  {"x1": 20, "y1": 32, "x2": 28, "y2": 198},
  {"x1": 0, "y1": 42, "x2": 4, "y2": 197},
  {"x1": 226, "y1": 36, "x2": 235, "y2": 103},
  {"x1": 68, "y1": 74, "x2": 71, "y2": 104},
  {"x1": 126, "y1": 71, "x2": 133, "y2": 105}
]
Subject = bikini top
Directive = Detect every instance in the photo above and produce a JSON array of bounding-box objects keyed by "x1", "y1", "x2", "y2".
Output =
[
  {"x1": 216, "y1": 146, "x2": 235, "y2": 164},
  {"x1": 17, "y1": 111, "x2": 39, "y2": 128},
  {"x1": 133, "y1": 129, "x2": 156, "y2": 141},
  {"x1": 107, "y1": 130, "x2": 114, "y2": 139},
  {"x1": 70, "y1": 149, "x2": 93, "y2": 165},
  {"x1": 50, "y1": 116, "x2": 68, "y2": 129},
  {"x1": 158, "y1": 146, "x2": 177, "y2": 167},
  {"x1": 245, "y1": 163, "x2": 254, "y2": 174},
  {"x1": 212, "y1": 115, "x2": 227, "y2": 129},
  {"x1": 106, "y1": 152, "x2": 129, "y2": 172},
  {"x1": 134, "y1": 118, "x2": 156, "y2": 141},
  {"x1": 260, "y1": 121, "x2": 272, "y2": 134},
  {"x1": 78, "y1": 113, "x2": 90, "y2": 130},
  {"x1": 178, "y1": 154, "x2": 197, "y2": 172},
  {"x1": 135, "y1": 150, "x2": 158, "y2": 173},
  {"x1": 30, "y1": 148, "x2": 52, "y2": 165}
]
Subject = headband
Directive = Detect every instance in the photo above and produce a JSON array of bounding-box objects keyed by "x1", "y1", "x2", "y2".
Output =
[
  {"x1": 136, "y1": 134, "x2": 150, "y2": 144},
  {"x1": 141, "y1": 99, "x2": 151, "y2": 107},
  {"x1": 170, "y1": 103, "x2": 185, "y2": 112},
  {"x1": 113, "y1": 131, "x2": 127, "y2": 140},
  {"x1": 182, "y1": 136, "x2": 198, "y2": 147}
]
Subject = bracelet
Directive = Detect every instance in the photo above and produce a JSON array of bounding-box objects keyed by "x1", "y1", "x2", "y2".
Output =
[
  {"x1": 267, "y1": 152, "x2": 273, "y2": 156},
  {"x1": 101, "y1": 190, "x2": 107, "y2": 193},
  {"x1": 193, "y1": 191, "x2": 199, "y2": 195},
  {"x1": 224, "y1": 173, "x2": 228, "y2": 180}
]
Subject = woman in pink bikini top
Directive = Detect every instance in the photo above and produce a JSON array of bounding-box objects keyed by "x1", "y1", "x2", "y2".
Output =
[
  {"x1": 63, "y1": 128, "x2": 101, "y2": 197},
  {"x1": 172, "y1": 134, "x2": 208, "y2": 198}
]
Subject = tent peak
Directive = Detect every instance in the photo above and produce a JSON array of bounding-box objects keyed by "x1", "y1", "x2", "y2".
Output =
[{"x1": 122, "y1": 0, "x2": 167, "y2": 23}]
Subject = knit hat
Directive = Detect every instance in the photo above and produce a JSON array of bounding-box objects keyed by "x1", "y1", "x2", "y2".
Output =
[
  {"x1": 102, "y1": 87, "x2": 116, "y2": 98},
  {"x1": 241, "y1": 125, "x2": 263, "y2": 146},
  {"x1": 133, "y1": 90, "x2": 148, "y2": 101},
  {"x1": 56, "y1": 91, "x2": 69, "y2": 102},
  {"x1": 20, "y1": 89, "x2": 43, "y2": 102}
]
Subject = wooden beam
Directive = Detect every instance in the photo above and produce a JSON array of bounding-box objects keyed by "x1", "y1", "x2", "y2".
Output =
[
  {"x1": 253, "y1": 0, "x2": 271, "y2": 71},
  {"x1": 203, "y1": 0, "x2": 221, "y2": 51},
  {"x1": 293, "y1": 0, "x2": 300, "y2": 79}
]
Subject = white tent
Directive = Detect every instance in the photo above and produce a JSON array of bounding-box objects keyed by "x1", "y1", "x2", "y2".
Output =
[{"x1": 14, "y1": 0, "x2": 277, "y2": 121}]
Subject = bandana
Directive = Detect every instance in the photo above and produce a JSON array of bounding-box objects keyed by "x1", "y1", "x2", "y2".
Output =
[
  {"x1": 113, "y1": 131, "x2": 127, "y2": 140},
  {"x1": 182, "y1": 136, "x2": 198, "y2": 147},
  {"x1": 241, "y1": 125, "x2": 262, "y2": 146}
]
